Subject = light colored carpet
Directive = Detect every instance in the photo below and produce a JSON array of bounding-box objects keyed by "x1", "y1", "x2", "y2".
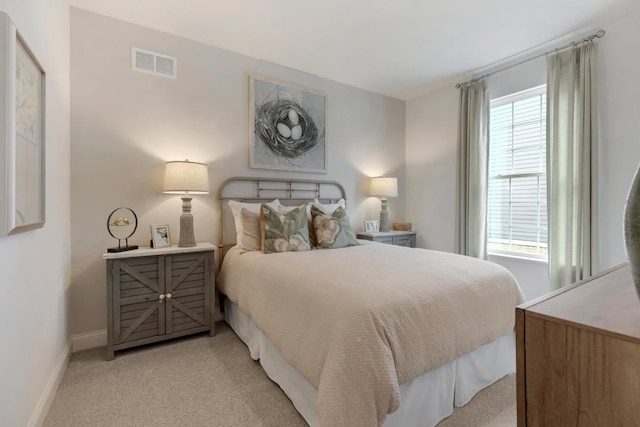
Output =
[{"x1": 44, "y1": 322, "x2": 516, "y2": 426}]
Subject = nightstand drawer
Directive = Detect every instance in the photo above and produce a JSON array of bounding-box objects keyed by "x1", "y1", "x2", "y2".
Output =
[{"x1": 356, "y1": 231, "x2": 417, "y2": 248}]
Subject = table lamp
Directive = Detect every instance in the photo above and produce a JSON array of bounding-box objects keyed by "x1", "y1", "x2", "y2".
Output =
[
  {"x1": 369, "y1": 176, "x2": 398, "y2": 232},
  {"x1": 163, "y1": 160, "x2": 210, "y2": 247}
]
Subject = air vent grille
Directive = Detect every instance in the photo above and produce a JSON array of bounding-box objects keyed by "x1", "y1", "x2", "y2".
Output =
[
  {"x1": 131, "y1": 47, "x2": 177, "y2": 79},
  {"x1": 155, "y1": 56, "x2": 174, "y2": 75},
  {"x1": 135, "y1": 50, "x2": 155, "y2": 72}
]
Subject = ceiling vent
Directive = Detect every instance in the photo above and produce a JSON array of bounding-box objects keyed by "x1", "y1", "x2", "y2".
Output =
[{"x1": 131, "y1": 47, "x2": 177, "y2": 79}]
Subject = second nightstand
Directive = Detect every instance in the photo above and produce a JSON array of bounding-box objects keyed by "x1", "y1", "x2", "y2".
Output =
[{"x1": 357, "y1": 230, "x2": 416, "y2": 248}]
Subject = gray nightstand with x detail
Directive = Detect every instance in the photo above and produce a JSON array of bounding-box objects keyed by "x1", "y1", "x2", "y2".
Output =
[
  {"x1": 356, "y1": 231, "x2": 416, "y2": 248},
  {"x1": 103, "y1": 242, "x2": 215, "y2": 360}
]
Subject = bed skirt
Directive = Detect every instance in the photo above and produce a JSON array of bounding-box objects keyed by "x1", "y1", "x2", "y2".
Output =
[{"x1": 224, "y1": 299, "x2": 515, "y2": 427}]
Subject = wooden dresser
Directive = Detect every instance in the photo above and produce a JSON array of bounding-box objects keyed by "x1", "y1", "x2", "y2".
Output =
[{"x1": 516, "y1": 263, "x2": 640, "y2": 426}]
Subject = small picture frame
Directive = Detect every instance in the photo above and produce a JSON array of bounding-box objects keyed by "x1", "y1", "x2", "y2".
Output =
[
  {"x1": 364, "y1": 220, "x2": 379, "y2": 233},
  {"x1": 151, "y1": 224, "x2": 171, "y2": 248}
]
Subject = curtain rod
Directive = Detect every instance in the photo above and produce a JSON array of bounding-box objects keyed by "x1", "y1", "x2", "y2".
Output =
[{"x1": 455, "y1": 29, "x2": 605, "y2": 88}]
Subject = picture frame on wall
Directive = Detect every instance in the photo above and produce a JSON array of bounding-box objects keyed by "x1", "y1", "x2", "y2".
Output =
[
  {"x1": 249, "y1": 74, "x2": 327, "y2": 173},
  {"x1": 151, "y1": 224, "x2": 171, "y2": 248},
  {"x1": 0, "y1": 12, "x2": 46, "y2": 237}
]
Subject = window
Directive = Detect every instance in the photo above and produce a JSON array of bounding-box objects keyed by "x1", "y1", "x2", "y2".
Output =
[{"x1": 488, "y1": 85, "x2": 547, "y2": 259}]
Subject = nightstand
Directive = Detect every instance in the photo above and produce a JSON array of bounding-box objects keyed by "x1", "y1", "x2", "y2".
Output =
[
  {"x1": 103, "y1": 242, "x2": 215, "y2": 360},
  {"x1": 357, "y1": 231, "x2": 416, "y2": 248}
]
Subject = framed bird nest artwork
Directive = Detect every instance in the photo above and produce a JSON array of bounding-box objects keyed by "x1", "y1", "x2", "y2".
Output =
[{"x1": 249, "y1": 75, "x2": 327, "y2": 173}]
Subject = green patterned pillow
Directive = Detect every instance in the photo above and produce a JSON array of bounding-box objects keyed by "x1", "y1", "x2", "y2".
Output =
[
  {"x1": 310, "y1": 205, "x2": 359, "y2": 249},
  {"x1": 260, "y1": 204, "x2": 311, "y2": 254}
]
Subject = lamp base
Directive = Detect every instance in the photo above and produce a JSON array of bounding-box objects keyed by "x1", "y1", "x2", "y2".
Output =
[
  {"x1": 379, "y1": 198, "x2": 390, "y2": 232},
  {"x1": 179, "y1": 213, "x2": 196, "y2": 247}
]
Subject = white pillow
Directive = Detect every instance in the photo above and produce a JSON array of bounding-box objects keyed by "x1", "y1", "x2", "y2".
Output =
[
  {"x1": 312, "y1": 198, "x2": 346, "y2": 214},
  {"x1": 229, "y1": 199, "x2": 280, "y2": 249}
]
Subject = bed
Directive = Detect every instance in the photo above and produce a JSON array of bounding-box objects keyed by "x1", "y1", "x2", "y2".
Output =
[{"x1": 216, "y1": 177, "x2": 525, "y2": 427}]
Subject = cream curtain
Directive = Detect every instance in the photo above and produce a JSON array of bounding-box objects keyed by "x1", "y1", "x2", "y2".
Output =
[
  {"x1": 456, "y1": 80, "x2": 489, "y2": 259},
  {"x1": 546, "y1": 41, "x2": 598, "y2": 289}
]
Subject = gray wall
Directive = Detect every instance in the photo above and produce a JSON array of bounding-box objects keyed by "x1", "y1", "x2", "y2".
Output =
[
  {"x1": 70, "y1": 8, "x2": 406, "y2": 335},
  {"x1": 405, "y1": 8, "x2": 640, "y2": 300},
  {"x1": 405, "y1": 84, "x2": 458, "y2": 253},
  {"x1": 597, "y1": 9, "x2": 640, "y2": 270},
  {"x1": 0, "y1": 0, "x2": 71, "y2": 425}
]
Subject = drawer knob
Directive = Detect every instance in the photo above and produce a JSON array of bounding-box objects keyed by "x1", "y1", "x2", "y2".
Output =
[
  {"x1": 166, "y1": 293, "x2": 172, "y2": 300},
  {"x1": 158, "y1": 294, "x2": 165, "y2": 303}
]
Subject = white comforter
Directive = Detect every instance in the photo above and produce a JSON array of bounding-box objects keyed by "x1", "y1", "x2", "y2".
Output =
[{"x1": 217, "y1": 242, "x2": 524, "y2": 426}]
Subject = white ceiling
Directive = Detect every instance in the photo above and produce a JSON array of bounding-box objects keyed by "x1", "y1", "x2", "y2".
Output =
[{"x1": 69, "y1": 0, "x2": 637, "y2": 100}]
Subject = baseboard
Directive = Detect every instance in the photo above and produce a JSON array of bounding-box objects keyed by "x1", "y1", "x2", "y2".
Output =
[
  {"x1": 71, "y1": 329, "x2": 107, "y2": 353},
  {"x1": 71, "y1": 318, "x2": 223, "y2": 353},
  {"x1": 28, "y1": 338, "x2": 71, "y2": 427}
]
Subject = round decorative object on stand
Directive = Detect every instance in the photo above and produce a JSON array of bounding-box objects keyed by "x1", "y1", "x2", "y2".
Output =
[
  {"x1": 107, "y1": 207, "x2": 138, "y2": 253},
  {"x1": 624, "y1": 163, "x2": 640, "y2": 295}
]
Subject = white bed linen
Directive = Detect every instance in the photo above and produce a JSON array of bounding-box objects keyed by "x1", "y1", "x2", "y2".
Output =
[
  {"x1": 225, "y1": 298, "x2": 515, "y2": 427},
  {"x1": 218, "y1": 242, "x2": 522, "y2": 426}
]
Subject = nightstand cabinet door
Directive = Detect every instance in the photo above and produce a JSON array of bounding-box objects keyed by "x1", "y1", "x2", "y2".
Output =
[
  {"x1": 395, "y1": 234, "x2": 416, "y2": 248},
  {"x1": 112, "y1": 257, "x2": 166, "y2": 346},
  {"x1": 375, "y1": 236, "x2": 395, "y2": 245},
  {"x1": 165, "y1": 253, "x2": 210, "y2": 335}
]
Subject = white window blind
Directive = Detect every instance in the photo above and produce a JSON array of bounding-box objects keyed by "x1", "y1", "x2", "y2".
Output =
[{"x1": 488, "y1": 85, "x2": 547, "y2": 259}]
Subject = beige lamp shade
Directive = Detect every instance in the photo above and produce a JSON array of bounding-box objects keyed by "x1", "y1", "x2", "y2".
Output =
[
  {"x1": 163, "y1": 160, "x2": 209, "y2": 248},
  {"x1": 163, "y1": 160, "x2": 210, "y2": 194},
  {"x1": 369, "y1": 177, "x2": 398, "y2": 198}
]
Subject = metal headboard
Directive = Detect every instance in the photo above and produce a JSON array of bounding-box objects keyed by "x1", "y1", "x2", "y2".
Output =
[{"x1": 217, "y1": 176, "x2": 347, "y2": 259}]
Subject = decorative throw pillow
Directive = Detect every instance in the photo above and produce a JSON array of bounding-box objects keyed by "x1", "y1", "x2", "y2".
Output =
[
  {"x1": 228, "y1": 199, "x2": 280, "y2": 249},
  {"x1": 238, "y1": 208, "x2": 261, "y2": 251},
  {"x1": 310, "y1": 205, "x2": 359, "y2": 249},
  {"x1": 309, "y1": 199, "x2": 346, "y2": 247},
  {"x1": 278, "y1": 203, "x2": 311, "y2": 216},
  {"x1": 312, "y1": 198, "x2": 346, "y2": 213},
  {"x1": 260, "y1": 204, "x2": 311, "y2": 254}
]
